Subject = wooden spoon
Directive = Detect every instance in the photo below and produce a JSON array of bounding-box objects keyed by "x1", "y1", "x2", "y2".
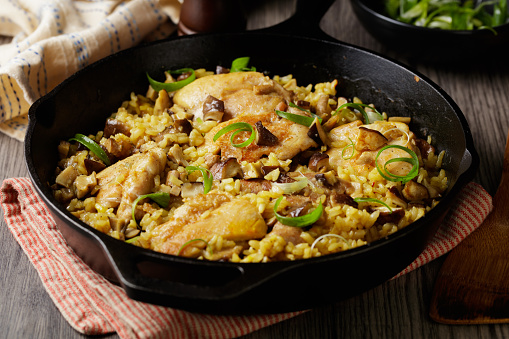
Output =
[{"x1": 429, "y1": 130, "x2": 509, "y2": 324}]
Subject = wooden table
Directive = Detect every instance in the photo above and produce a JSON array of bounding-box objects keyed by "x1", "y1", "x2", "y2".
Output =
[{"x1": 1, "y1": 0, "x2": 508, "y2": 338}]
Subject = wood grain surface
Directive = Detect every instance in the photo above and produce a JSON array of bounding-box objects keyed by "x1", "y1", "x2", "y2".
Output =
[{"x1": 1, "y1": 0, "x2": 508, "y2": 338}]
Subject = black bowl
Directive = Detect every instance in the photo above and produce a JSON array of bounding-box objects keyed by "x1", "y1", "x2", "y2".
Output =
[{"x1": 350, "y1": 0, "x2": 509, "y2": 63}]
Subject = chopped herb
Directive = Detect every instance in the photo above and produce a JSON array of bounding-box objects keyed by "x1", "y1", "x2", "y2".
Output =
[
  {"x1": 334, "y1": 103, "x2": 383, "y2": 124},
  {"x1": 213, "y1": 122, "x2": 256, "y2": 148},
  {"x1": 69, "y1": 133, "x2": 111, "y2": 166},
  {"x1": 375, "y1": 145, "x2": 419, "y2": 183},
  {"x1": 185, "y1": 165, "x2": 213, "y2": 194},
  {"x1": 273, "y1": 196, "x2": 324, "y2": 227},
  {"x1": 131, "y1": 192, "x2": 171, "y2": 227},
  {"x1": 354, "y1": 197, "x2": 393, "y2": 213},
  {"x1": 230, "y1": 57, "x2": 256, "y2": 72},
  {"x1": 146, "y1": 68, "x2": 196, "y2": 92}
]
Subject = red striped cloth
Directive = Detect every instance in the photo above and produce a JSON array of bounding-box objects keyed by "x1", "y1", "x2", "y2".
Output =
[{"x1": 1, "y1": 177, "x2": 493, "y2": 338}]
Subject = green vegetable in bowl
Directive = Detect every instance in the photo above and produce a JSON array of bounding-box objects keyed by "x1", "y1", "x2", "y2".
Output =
[{"x1": 385, "y1": 0, "x2": 508, "y2": 31}]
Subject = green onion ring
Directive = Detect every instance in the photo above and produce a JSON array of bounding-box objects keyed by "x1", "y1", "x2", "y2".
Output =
[
  {"x1": 288, "y1": 102, "x2": 323, "y2": 120},
  {"x1": 273, "y1": 196, "x2": 324, "y2": 227},
  {"x1": 334, "y1": 103, "x2": 383, "y2": 124},
  {"x1": 69, "y1": 133, "x2": 111, "y2": 166},
  {"x1": 375, "y1": 145, "x2": 419, "y2": 183},
  {"x1": 213, "y1": 122, "x2": 256, "y2": 148},
  {"x1": 354, "y1": 197, "x2": 393, "y2": 213},
  {"x1": 146, "y1": 68, "x2": 196, "y2": 92},
  {"x1": 275, "y1": 110, "x2": 322, "y2": 127},
  {"x1": 341, "y1": 137, "x2": 356, "y2": 160},
  {"x1": 185, "y1": 165, "x2": 213, "y2": 194},
  {"x1": 131, "y1": 192, "x2": 171, "y2": 227}
]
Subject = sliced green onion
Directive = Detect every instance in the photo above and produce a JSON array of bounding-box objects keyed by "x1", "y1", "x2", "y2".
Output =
[
  {"x1": 69, "y1": 133, "x2": 111, "y2": 166},
  {"x1": 185, "y1": 165, "x2": 213, "y2": 194},
  {"x1": 275, "y1": 110, "x2": 322, "y2": 127},
  {"x1": 125, "y1": 236, "x2": 139, "y2": 244},
  {"x1": 230, "y1": 57, "x2": 256, "y2": 72},
  {"x1": 271, "y1": 177, "x2": 309, "y2": 194},
  {"x1": 146, "y1": 68, "x2": 196, "y2": 92},
  {"x1": 177, "y1": 238, "x2": 210, "y2": 256},
  {"x1": 131, "y1": 192, "x2": 171, "y2": 227},
  {"x1": 288, "y1": 102, "x2": 323, "y2": 120},
  {"x1": 375, "y1": 145, "x2": 419, "y2": 183},
  {"x1": 334, "y1": 103, "x2": 383, "y2": 124},
  {"x1": 273, "y1": 196, "x2": 323, "y2": 227},
  {"x1": 342, "y1": 137, "x2": 356, "y2": 160},
  {"x1": 354, "y1": 197, "x2": 393, "y2": 213},
  {"x1": 213, "y1": 122, "x2": 256, "y2": 148}
]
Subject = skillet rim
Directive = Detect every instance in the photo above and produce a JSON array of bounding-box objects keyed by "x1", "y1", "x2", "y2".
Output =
[{"x1": 24, "y1": 29, "x2": 479, "y2": 309}]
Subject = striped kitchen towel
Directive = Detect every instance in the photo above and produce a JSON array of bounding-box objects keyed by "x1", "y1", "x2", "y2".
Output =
[
  {"x1": 0, "y1": 0, "x2": 181, "y2": 141},
  {"x1": 0, "y1": 177, "x2": 493, "y2": 338}
]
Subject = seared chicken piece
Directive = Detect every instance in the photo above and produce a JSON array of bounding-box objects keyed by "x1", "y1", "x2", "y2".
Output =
[
  {"x1": 328, "y1": 120, "x2": 418, "y2": 176},
  {"x1": 96, "y1": 153, "x2": 143, "y2": 208},
  {"x1": 149, "y1": 192, "x2": 266, "y2": 256},
  {"x1": 115, "y1": 148, "x2": 167, "y2": 223},
  {"x1": 95, "y1": 148, "x2": 166, "y2": 224},
  {"x1": 173, "y1": 71, "x2": 292, "y2": 122},
  {"x1": 200, "y1": 110, "x2": 318, "y2": 162}
]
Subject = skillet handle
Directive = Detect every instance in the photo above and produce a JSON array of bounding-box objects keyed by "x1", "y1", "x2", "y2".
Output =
[
  {"x1": 258, "y1": 0, "x2": 337, "y2": 41},
  {"x1": 103, "y1": 238, "x2": 294, "y2": 309}
]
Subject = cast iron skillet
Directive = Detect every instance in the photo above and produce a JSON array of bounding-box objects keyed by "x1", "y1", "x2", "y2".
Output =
[{"x1": 25, "y1": 0, "x2": 478, "y2": 314}]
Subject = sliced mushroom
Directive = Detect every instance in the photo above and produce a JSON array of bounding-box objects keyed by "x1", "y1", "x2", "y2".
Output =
[
  {"x1": 210, "y1": 157, "x2": 243, "y2": 180},
  {"x1": 261, "y1": 165, "x2": 279, "y2": 176},
  {"x1": 315, "y1": 171, "x2": 337, "y2": 188},
  {"x1": 415, "y1": 138, "x2": 435, "y2": 159},
  {"x1": 104, "y1": 119, "x2": 131, "y2": 138},
  {"x1": 216, "y1": 65, "x2": 229, "y2": 74},
  {"x1": 402, "y1": 180, "x2": 429, "y2": 201},
  {"x1": 181, "y1": 182, "x2": 205, "y2": 198},
  {"x1": 329, "y1": 192, "x2": 358, "y2": 208},
  {"x1": 167, "y1": 144, "x2": 189, "y2": 166},
  {"x1": 108, "y1": 216, "x2": 127, "y2": 234},
  {"x1": 254, "y1": 121, "x2": 279, "y2": 146},
  {"x1": 202, "y1": 95, "x2": 225, "y2": 122},
  {"x1": 103, "y1": 137, "x2": 135, "y2": 161},
  {"x1": 376, "y1": 208, "x2": 405, "y2": 225},
  {"x1": 308, "y1": 152, "x2": 331, "y2": 172},
  {"x1": 84, "y1": 158, "x2": 106, "y2": 175},
  {"x1": 316, "y1": 94, "x2": 332, "y2": 121},
  {"x1": 58, "y1": 141, "x2": 71, "y2": 159},
  {"x1": 74, "y1": 173, "x2": 97, "y2": 199},
  {"x1": 154, "y1": 89, "x2": 172, "y2": 115},
  {"x1": 307, "y1": 117, "x2": 331, "y2": 146},
  {"x1": 355, "y1": 127, "x2": 388, "y2": 152},
  {"x1": 387, "y1": 186, "x2": 408, "y2": 209},
  {"x1": 165, "y1": 170, "x2": 183, "y2": 196},
  {"x1": 296, "y1": 100, "x2": 311, "y2": 110},
  {"x1": 174, "y1": 119, "x2": 193, "y2": 135},
  {"x1": 55, "y1": 166, "x2": 79, "y2": 189}
]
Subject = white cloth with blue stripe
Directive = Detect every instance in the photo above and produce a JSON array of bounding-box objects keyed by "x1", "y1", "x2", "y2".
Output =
[{"x1": 0, "y1": 0, "x2": 180, "y2": 141}]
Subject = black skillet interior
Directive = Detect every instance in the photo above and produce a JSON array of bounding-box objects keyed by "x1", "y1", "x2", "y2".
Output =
[{"x1": 25, "y1": 0, "x2": 478, "y2": 314}]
